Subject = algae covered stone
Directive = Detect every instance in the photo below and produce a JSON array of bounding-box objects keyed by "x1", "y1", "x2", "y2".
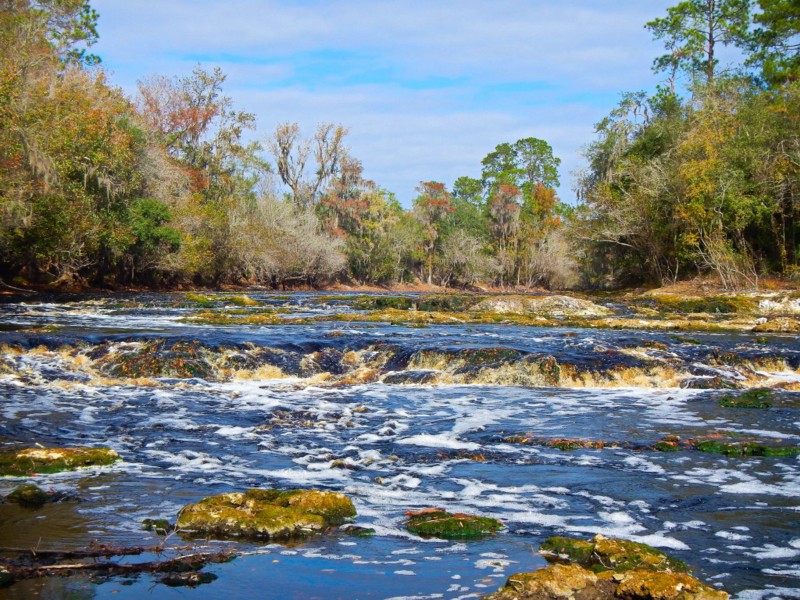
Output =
[
  {"x1": 483, "y1": 563, "x2": 612, "y2": 599},
  {"x1": 614, "y1": 569, "x2": 728, "y2": 599},
  {"x1": 483, "y1": 565, "x2": 727, "y2": 599},
  {"x1": 5, "y1": 484, "x2": 49, "y2": 508},
  {"x1": 540, "y1": 534, "x2": 689, "y2": 574},
  {"x1": 176, "y1": 488, "x2": 356, "y2": 540},
  {"x1": 0, "y1": 446, "x2": 119, "y2": 476},
  {"x1": 405, "y1": 507, "x2": 502, "y2": 539}
]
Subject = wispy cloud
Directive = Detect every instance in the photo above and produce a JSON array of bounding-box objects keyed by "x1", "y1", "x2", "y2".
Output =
[{"x1": 93, "y1": 0, "x2": 675, "y2": 203}]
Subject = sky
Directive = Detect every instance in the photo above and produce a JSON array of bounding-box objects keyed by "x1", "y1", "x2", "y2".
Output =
[{"x1": 91, "y1": 0, "x2": 676, "y2": 206}]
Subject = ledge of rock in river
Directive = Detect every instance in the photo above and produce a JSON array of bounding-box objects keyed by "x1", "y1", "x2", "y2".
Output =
[
  {"x1": 469, "y1": 294, "x2": 612, "y2": 318},
  {"x1": 176, "y1": 489, "x2": 356, "y2": 541},
  {"x1": 0, "y1": 446, "x2": 119, "y2": 476},
  {"x1": 483, "y1": 534, "x2": 727, "y2": 600}
]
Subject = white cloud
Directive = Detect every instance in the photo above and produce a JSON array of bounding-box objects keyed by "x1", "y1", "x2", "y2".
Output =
[{"x1": 92, "y1": 0, "x2": 676, "y2": 203}]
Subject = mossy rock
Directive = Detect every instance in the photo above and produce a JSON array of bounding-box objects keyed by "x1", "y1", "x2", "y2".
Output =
[
  {"x1": 694, "y1": 440, "x2": 799, "y2": 457},
  {"x1": 142, "y1": 518, "x2": 173, "y2": 534},
  {"x1": 353, "y1": 296, "x2": 414, "y2": 310},
  {"x1": 225, "y1": 295, "x2": 259, "y2": 307},
  {"x1": 483, "y1": 563, "x2": 613, "y2": 599},
  {"x1": 182, "y1": 293, "x2": 216, "y2": 307},
  {"x1": 482, "y1": 565, "x2": 728, "y2": 599},
  {"x1": 176, "y1": 489, "x2": 356, "y2": 541},
  {"x1": 540, "y1": 534, "x2": 689, "y2": 574},
  {"x1": 5, "y1": 484, "x2": 49, "y2": 508},
  {"x1": 405, "y1": 508, "x2": 502, "y2": 539},
  {"x1": 0, "y1": 446, "x2": 119, "y2": 476},
  {"x1": 718, "y1": 389, "x2": 773, "y2": 409},
  {"x1": 613, "y1": 569, "x2": 728, "y2": 599}
]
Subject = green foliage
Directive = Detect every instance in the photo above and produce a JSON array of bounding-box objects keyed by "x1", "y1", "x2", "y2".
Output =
[
  {"x1": 646, "y1": 0, "x2": 750, "y2": 83},
  {"x1": 748, "y1": 0, "x2": 800, "y2": 86}
]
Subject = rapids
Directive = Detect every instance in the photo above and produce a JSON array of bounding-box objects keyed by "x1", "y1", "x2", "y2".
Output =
[{"x1": 0, "y1": 292, "x2": 798, "y2": 599}]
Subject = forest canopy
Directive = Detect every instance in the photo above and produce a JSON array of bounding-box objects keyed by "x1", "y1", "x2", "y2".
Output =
[{"x1": 0, "y1": 0, "x2": 798, "y2": 290}]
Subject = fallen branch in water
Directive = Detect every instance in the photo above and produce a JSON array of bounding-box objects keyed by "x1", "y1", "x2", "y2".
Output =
[
  {"x1": 0, "y1": 543, "x2": 165, "y2": 560},
  {"x1": 1, "y1": 549, "x2": 236, "y2": 583}
]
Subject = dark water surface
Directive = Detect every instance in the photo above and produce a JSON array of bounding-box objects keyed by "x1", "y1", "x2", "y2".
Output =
[{"x1": 0, "y1": 293, "x2": 798, "y2": 599}]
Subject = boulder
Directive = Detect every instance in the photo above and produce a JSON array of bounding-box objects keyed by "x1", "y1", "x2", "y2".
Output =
[
  {"x1": 176, "y1": 489, "x2": 356, "y2": 541},
  {"x1": 0, "y1": 446, "x2": 119, "y2": 476}
]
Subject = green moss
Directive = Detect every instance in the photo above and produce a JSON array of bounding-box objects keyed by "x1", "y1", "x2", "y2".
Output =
[
  {"x1": 417, "y1": 294, "x2": 484, "y2": 312},
  {"x1": 540, "y1": 536, "x2": 596, "y2": 565},
  {"x1": 718, "y1": 388, "x2": 774, "y2": 409},
  {"x1": 353, "y1": 296, "x2": 414, "y2": 310},
  {"x1": 225, "y1": 295, "x2": 259, "y2": 307},
  {"x1": 6, "y1": 484, "x2": 49, "y2": 508},
  {"x1": 182, "y1": 311, "x2": 288, "y2": 326},
  {"x1": 0, "y1": 446, "x2": 119, "y2": 476},
  {"x1": 614, "y1": 570, "x2": 728, "y2": 599},
  {"x1": 640, "y1": 295, "x2": 757, "y2": 315},
  {"x1": 183, "y1": 293, "x2": 216, "y2": 307},
  {"x1": 176, "y1": 488, "x2": 356, "y2": 541},
  {"x1": 142, "y1": 518, "x2": 173, "y2": 534},
  {"x1": 695, "y1": 440, "x2": 800, "y2": 457},
  {"x1": 540, "y1": 534, "x2": 689, "y2": 574},
  {"x1": 654, "y1": 441, "x2": 681, "y2": 452},
  {"x1": 405, "y1": 509, "x2": 502, "y2": 539},
  {"x1": 483, "y1": 564, "x2": 607, "y2": 600}
]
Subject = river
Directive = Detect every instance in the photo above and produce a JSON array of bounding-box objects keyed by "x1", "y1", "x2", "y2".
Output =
[{"x1": 0, "y1": 292, "x2": 798, "y2": 599}]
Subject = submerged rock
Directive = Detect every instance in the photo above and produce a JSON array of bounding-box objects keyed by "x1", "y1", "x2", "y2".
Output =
[
  {"x1": 0, "y1": 446, "x2": 119, "y2": 476},
  {"x1": 718, "y1": 388, "x2": 773, "y2": 408},
  {"x1": 405, "y1": 507, "x2": 502, "y2": 539},
  {"x1": 540, "y1": 534, "x2": 689, "y2": 574},
  {"x1": 470, "y1": 295, "x2": 611, "y2": 318},
  {"x1": 5, "y1": 484, "x2": 49, "y2": 508},
  {"x1": 176, "y1": 489, "x2": 356, "y2": 541},
  {"x1": 160, "y1": 571, "x2": 218, "y2": 587}
]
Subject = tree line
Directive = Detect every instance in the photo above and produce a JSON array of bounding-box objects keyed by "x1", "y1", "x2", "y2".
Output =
[{"x1": 0, "y1": 0, "x2": 797, "y2": 291}]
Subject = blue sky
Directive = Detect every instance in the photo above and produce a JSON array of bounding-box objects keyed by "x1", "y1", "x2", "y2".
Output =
[{"x1": 91, "y1": 0, "x2": 677, "y2": 205}]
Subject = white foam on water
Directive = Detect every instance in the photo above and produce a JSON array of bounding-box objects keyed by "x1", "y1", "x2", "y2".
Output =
[
  {"x1": 716, "y1": 531, "x2": 752, "y2": 541},
  {"x1": 736, "y1": 588, "x2": 800, "y2": 599},
  {"x1": 750, "y1": 544, "x2": 800, "y2": 560},
  {"x1": 397, "y1": 434, "x2": 479, "y2": 451},
  {"x1": 393, "y1": 570, "x2": 416, "y2": 576},
  {"x1": 622, "y1": 455, "x2": 666, "y2": 474},
  {"x1": 762, "y1": 568, "x2": 800, "y2": 578}
]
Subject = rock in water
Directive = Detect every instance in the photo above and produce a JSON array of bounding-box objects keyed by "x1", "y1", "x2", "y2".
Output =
[
  {"x1": 470, "y1": 295, "x2": 611, "y2": 318},
  {"x1": 5, "y1": 484, "x2": 49, "y2": 508},
  {"x1": 405, "y1": 507, "x2": 502, "y2": 539},
  {"x1": 176, "y1": 489, "x2": 356, "y2": 541},
  {"x1": 483, "y1": 565, "x2": 728, "y2": 599},
  {"x1": 0, "y1": 447, "x2": 119, "y2": 476},
  {"x1": 540, "y1": 534, "x2": 689, "y2": 574},
  {"x1": 484, "y1": 534, "x2": 727, "y2": 599}
]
